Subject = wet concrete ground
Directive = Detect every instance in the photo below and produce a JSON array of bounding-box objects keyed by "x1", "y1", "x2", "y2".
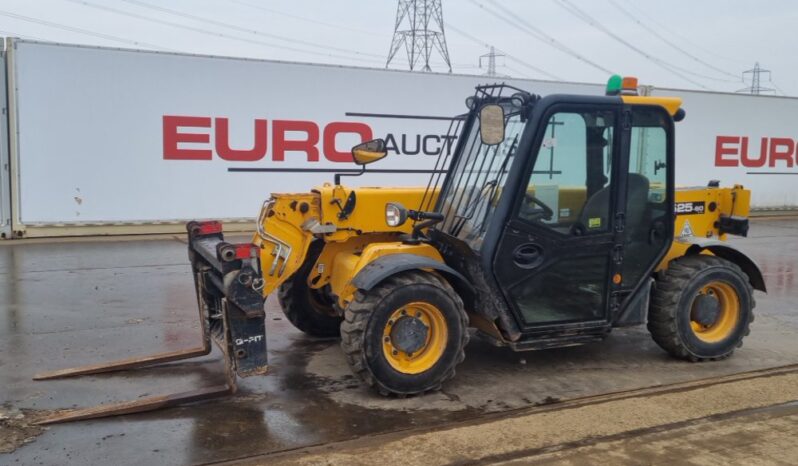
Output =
[
  {"x1": 256, "y1": 369, "x2": 798, "y2": 465},
  {"x1": 504, "y1": 401, "x2": 798, "y2": 466},
  {"x1": 0, "y1": 219, "x2": 796, "y2": 465}
]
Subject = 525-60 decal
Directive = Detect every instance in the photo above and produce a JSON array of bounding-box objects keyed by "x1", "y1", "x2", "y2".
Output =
[{"x1": 674, "y1": 201, "x2": 706, "y2": 215}]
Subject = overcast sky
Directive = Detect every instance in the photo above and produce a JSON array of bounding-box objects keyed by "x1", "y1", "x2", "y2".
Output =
[{"x1": 1, "y1": 0, "x2": 794, "y2": 96}]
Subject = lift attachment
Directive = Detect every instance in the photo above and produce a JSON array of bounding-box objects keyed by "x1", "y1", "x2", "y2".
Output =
[{"x1": 33, "y1": 221, "x2": 269, "y2": 425}]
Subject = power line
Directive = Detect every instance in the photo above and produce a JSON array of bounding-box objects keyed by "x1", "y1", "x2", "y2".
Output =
[
  {"x1": 503, "y1": 65, "x2": 534, "y2": 80},
  {"x1": 119, "y1": 0, "x2": 384, "y2": 60},
  {"x1": 232, "y1": 0, "x2": 487, "y2": 50},
  {"x1": 0, "y1": 4, "x2": 498, "y2": 75},
  {"x1": 61, "y1": 0, "x2": 384, "y2": 64},
  {"x1": 607, "y1": 0, "x2": 739, "y2": 81},
  {"x1": 617, "y1": 0, "x2": 744, "y2": 65},
  {"x1": 0, "y1": 9, "x2": 173, "y2": 51},
  {"x1": 505, "y1": 55, "x2": 563, "y2": 81},
  {"x1": 0, "y1": 30, "x2": 47, "y2": 42},
  {"x1": 771, "y1": 82, "x2": 788, "y2": 96},
  {"x1": 231, "y1": 0, "x2": 388, "y2": 38},
  {"x1": 552, "y1": 0, "x2": 712, "y2": 90},
  {"x1": 444, "y1": 22, "x2": 562, "y2": 80},
  {"x1": 472, "y1": 0, "x2": 614, "y2": 75}
]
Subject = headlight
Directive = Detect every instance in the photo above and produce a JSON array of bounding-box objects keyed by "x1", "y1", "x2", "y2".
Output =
[{"x1": 385, "y1": 202, "x2": 408, "y2": 227}]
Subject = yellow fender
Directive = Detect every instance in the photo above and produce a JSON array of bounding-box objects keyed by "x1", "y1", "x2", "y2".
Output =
[{"x1": 327, "y1": 241, "x2": 469, "y2": 309}]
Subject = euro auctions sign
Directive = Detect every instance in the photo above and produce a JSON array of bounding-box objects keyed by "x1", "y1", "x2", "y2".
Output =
[
  {"x1": 715, "y1": 136, "x2": 797, "y2": 169},
  {"x1": 162, "y1": 116, "x2": 458, "y2": 163},
  {"x1": 163, "y1": 116, "x2": 374, "y2": 162}
]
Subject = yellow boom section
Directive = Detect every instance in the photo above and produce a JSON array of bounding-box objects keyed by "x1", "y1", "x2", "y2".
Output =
[
  {"x1": 316, "y1": 184, "x2": 439, "y2": 242},
  {"x1": 252, "y1": 184, "x2": 439, "y2": 299}
]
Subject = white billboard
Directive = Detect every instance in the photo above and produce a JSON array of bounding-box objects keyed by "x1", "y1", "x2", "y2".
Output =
[{"x1": 6, "y1": 39, "x2": 798, "y2": 234}]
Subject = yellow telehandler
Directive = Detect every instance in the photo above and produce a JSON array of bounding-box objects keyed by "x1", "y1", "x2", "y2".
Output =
[{"x1": 36, "y1": 76, "x2": 765, "y2": 423}]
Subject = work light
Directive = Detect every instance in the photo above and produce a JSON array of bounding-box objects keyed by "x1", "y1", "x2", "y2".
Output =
[{"x1": 385, "y1": 202, "x2": 408, "y2": 227}]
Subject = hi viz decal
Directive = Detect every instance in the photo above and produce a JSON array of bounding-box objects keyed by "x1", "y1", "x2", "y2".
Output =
[{"x1": 162, "y1": 115, "x2": 457, "y2": 162}]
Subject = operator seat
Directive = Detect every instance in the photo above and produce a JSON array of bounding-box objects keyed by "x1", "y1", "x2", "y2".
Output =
[{"x1": 577, "y1": 173, "x2": 650, "y2": 234}]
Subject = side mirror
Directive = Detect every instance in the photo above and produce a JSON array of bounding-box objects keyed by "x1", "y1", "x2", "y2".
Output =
[
  {"x1": 479, "y1": 104, "x2": 505, "y2": 145},
  {"x1": 351, "y1": 138, "x2": 388, "y2": 165}
]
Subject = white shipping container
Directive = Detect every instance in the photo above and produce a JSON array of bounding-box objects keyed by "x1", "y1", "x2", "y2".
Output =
[
  {"x1": 3, "y1": 39, "x2": 797, "y2": 237},
  {"x1": 0, "y1": 52, "x2": 11, "y2": 238}
]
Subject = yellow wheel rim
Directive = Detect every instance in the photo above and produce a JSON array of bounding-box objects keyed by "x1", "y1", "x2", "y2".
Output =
[
  {"x1": 382, "y1": 302, "x2": 448, "y2": 375},
  {"x1": 689, "y1": 281, "x2": 740, "y2": 343}
]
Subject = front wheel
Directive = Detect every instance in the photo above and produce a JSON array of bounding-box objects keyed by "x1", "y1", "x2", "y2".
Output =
[
  {"x1": 277, "y1": 242, "x2": 342, "y2": 337},
  {"x1": 340, "y1": 271, "x2": 469, "y2": 396},
  {"x1": 648, "y1": 255, "x2": 754, "y2": 361}
]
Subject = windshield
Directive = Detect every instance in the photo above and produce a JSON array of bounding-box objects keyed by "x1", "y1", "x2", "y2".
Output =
[{"x1": 438, "y1": 107, "x2": 527, "y2": 249}]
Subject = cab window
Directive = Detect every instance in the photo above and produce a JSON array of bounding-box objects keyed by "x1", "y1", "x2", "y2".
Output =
[{"x1": 519, "y1": 110, "x2": 615, "y2": 236}]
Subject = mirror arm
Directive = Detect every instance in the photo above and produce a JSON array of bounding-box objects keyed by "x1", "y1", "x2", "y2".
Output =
[
  {"x1": 408, "y1": 211, "x2": 445, "y2": 240},
  {"x1": 334, "y1": 165, "x2": 366, "y2": 186}
]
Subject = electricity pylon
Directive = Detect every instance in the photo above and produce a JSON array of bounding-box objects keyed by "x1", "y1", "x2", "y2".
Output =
[
  {"x1": 386, "y1": 0, "x2": 452, "y2": 72},
  {"x1": 737, "y1": 63, "x2": 775, "y2": 95}
]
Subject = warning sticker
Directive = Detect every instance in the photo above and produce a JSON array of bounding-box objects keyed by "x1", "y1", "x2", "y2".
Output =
[
  {"x1": 588, "y1": 217, "x2": 602, "y2": 229},
  {"x1": 680, "y1": 219, "x2": 695, "y2": 237}
]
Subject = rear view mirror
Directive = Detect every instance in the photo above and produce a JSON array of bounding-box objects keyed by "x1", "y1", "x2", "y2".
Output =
[
  {"x1": 479, "y1": 104, "x2": 505, "y2": 145},
  {"x1": 351, "y1": 139, "x2": 388, "y2": 165}
]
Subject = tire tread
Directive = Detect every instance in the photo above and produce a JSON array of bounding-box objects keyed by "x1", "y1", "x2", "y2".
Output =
[
  {"x1": 340, "y1": 271, "x2": 469, "y2": 395},
  {"x1": 649, "y1": 255, "x2": 754, "y2": 362}
]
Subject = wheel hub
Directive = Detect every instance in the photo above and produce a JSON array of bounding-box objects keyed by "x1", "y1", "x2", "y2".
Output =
[
  {"x1": 390, "y1": 316, "x2": 429, "y2": 354},
  {"x1": 382, "y1": 302, "x2": 448, "y2": 375},
  {"x1": 691, "y1": 293, "x2": 721, "y2": 326}
]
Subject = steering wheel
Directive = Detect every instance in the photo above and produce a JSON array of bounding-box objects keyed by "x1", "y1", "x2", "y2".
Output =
[{"x1": 523, "y1": 193, "x2": 554, "y2": 221}]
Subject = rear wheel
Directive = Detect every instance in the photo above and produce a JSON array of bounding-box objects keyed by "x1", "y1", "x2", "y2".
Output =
[
  {"x1": 277, "y1": 242, "x2": 342, "y2": 338},
  {"x1": 649, "y1": 255, "x2": 754, "y2": 361},
  {"x1": 340, "y1": 271, "x2": 469, "y2": 395}
]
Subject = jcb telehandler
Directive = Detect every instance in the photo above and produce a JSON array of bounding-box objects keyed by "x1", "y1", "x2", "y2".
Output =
[{"x1": 36, "y1": 76, "x2": 765, "y2": 423}]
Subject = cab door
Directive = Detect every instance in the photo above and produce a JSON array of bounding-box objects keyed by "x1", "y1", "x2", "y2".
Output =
[
  {"x1": 614, "y1": 105, "x2": 674, "y2": 312},
  {"x1": 492, "y1": 104, "x2": 621, "y2": 331}
]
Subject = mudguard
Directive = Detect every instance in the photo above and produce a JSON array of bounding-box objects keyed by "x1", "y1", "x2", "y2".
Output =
[
  {"x1": 351, "y1": 253, "x2": 473, "y2": 300},
  {"x1": 680, "y1": 237, "x2": 767, "y2": 292}
]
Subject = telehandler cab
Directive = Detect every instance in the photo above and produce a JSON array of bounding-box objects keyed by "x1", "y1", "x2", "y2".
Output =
[{"x1": 35, "y1": 76, "x2": 765, "y2": 423}]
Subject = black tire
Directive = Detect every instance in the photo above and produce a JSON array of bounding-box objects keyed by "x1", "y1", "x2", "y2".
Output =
[
  {"x1": 649, "y1": 255, "x2": 755, "y2": 361},
  {"x1": 277, "y1": 242, "x2": 342, "y2": 338},
  {"x1": 340, "y1": 271, "x2": 469, "y2": 396}
]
